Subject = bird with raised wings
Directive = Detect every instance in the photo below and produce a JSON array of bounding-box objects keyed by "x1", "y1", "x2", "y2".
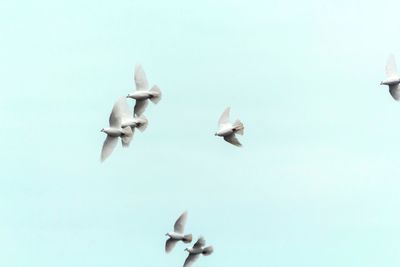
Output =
[
  {"x1": 165, "y1": 211, "x2": 192, "y2": 253},
  {"x1": 215, "y1": 107, "x2": 244, "y2": 147},
  {"x1": 118, "y1": 96, "x2": 149, "y2": 140},
  {"x1": 381, "y1": 54, "x2": 400, "y2": 100},
  {"x1": 126, "y1": 65, "x2": 162, "y2": 116},
  {"x1": 183, "y1": 236, "x2": 214, "y2": 267},
  {"x1": 100, "y1": 97, "x2": 133, "y2": 162}
]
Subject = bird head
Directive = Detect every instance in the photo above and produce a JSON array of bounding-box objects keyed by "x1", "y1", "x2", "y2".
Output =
[{"x1": 100, "y1": 128, "x2": 105, "y2": 132}]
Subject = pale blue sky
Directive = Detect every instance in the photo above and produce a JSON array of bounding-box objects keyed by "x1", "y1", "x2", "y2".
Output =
[{"x1": 1, "y1": 0, "x2": 400, "y2": 266}]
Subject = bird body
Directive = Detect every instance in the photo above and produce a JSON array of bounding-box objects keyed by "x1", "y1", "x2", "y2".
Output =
[
  {"x1": 166, "y1": 232, "x2": 187, "y2": 240},
  {"x1": 381, "y1": 77, "x2": 400, "y2": 85},
  {"x1": 101, "y1": 127, "x2": 126, "y2": 137},
  {"x1": 215, "y1": 107, "x2": 244, "y2": 147},
  {"x1": 127, "y1": 90, "x2": 158, "y2": 101},
  {"x1": 216, "y1": 125, "x2": 235, "y2": 137}
]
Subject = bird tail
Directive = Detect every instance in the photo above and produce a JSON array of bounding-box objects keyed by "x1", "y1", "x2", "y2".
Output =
[
  {"x1": 149, "y1": 85, "x2": 161, "y2": 104},
  {"x1": 183, "y1": 234, "x2": 192, "y2": 243},
  {"x1": 202, "y1": 246, "x2": 214, "y2": 256},
  {"x1": 233, "y1": 119, "x2": 244, "y2": 135},
  {"x1": 136, "y1": 114, "x2": 148, "y2": 132}
]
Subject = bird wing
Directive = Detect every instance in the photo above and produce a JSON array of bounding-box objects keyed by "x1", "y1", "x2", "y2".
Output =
[
  {"x1": 386, "y1": 54, "x2": 399, "y2": 79},
  {"x1": 389, "y1": 84, "x2": 400, "y2": 100},
  {"x1": 174, "y1": 211, "x2": 188, "y2": 234},
  {"x1": 101, "y1": 136, "x2": 118, "y2": 162},
  {"x1": 223, "y1": 134, "x2": 242, "y2": 147},
  {"x1": 120, "y1": 97, "x2": 132, "y2": 118},
  {"x1": 134, "y1": 100, "x2": 148, "y2": 116},
  {"x1": 193, "y1": 236, "x2": 205, "y2": 249},
  {"x1": 165, "y1": 238, "x2": 178, "y2": 253},
  {"x1": 183, "y1": 253, "x2": 200, "y2": 267},
  {"x1": 134, "y1": 64, "x2": 149, "y2": 90},
  {"x1": 218, "y1": 107, "x2": 231, "y2": 127},
  {"x1": 109, "y1": 97, "x2": 126, "y2": 127}
]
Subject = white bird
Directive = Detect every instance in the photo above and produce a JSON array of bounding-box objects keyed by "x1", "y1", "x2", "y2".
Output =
[
  {"x1": 118, "y1": 96, "x2": 149, "y2": 138},
  {"x1": 100, "y1": 97, "x2": 133, "y2": 162},
  {"x1": 381, "y1": 54, "x2": 400, "y2": 100},
  {"x1": 165, "y1": 211, "x2": 192, "y2": 253},
  {"x1": 215, "y1": 107, "x2": 244, "y2": 147},
  {"x1": 183, "y1": 237, "x2": 214, "y2": 267},
  {"x1": 127, "y1": 65, "x2": 162, "y2": 116}
]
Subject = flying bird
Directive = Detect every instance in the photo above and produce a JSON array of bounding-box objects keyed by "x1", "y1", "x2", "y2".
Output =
[
  {"x1": 127, "y1": 65, "x2": 162, "y2": 116},
  {"x1": 215, "y1": 107, "x2": 244, "y2": 147},
  {"x1": 183, "y1": 236, "x2": 214, "y2": 267},
  {"x1": 118, "y1": 96, "x2": 149, "y2": 139},
  {"x1": 165, "y1": 211, "x2": 192, "y2": 253},
  {"x1": 100, "y1": 97, "x2": 133, "y2": 162},
  {"x1": 381, "y1": 54, "x2": 400, "y2": 100}
]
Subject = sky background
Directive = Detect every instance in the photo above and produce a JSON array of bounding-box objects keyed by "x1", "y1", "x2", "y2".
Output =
[{"x1": 1, "y1": 0, "x2": 400, "y2": 266}]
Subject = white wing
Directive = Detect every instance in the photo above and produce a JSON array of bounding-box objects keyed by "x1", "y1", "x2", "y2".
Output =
[
  {"x1": 135, "y1": 64, "x2": 149, "y2": 90},
  {"x1": 218, "y1": 107, "x2": 231, "y2": 127},
  {"x1": 386, "y1": 54, "x2": 399, "y2": 79},
  {"x1": 174, "y1": 211, "x2": 188, "y2": 234},
  {"x1": 109, "y1": 97, "x2": 126, "y2": 127},
  {"x1": 389, "y1": 84, "x2": 400, "y2": 100},
  {"x1": 165, "y1": 238, "x2": 178, "y2": 253},
  {"x1": 183, "y1": 253, "x2": 200, "y2": 267},
  {"x1": 120, "y1": 97, "x2": 132, "y2": 119},
  {"x1": 134, "y1": 100, "x2": 148, "y2": 116},
  {"x1": 193, "y1": 236, "x2": 205, "y2": 248},
  {"x1": 223, "y1": 134, "x2": 242, "y2": 147},
  {"x1": 101, "y1": 136, "x2": 118, "y2": 162}
]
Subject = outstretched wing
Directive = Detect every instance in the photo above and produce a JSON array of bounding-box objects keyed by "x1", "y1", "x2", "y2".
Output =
[
  {"x1": 193, "y1": 236, "x2": 205, "y2": 249},
  {"x1": 134, "y1": 100, "x2": 148, "y2": 116},
  {"x1": 218, "y1": 107, "x2": 231, "y2": 127},
  {"x1": 174, "y1": 211, "x2": 188, "y2": 234},
  {"x1": 224, "y1": 134, "x2": 242, "y2": 147},
  {"x1": 135, "y1": 64, "x2": 149, "y2": 90},
  {"x1": 389, "y1": 84, "x2": 400, "y2": 100},
  {"x1": 165, "y1": 238, "x2": 178, "y2": 253},
  {"x1": 101, "y1": 136, "x2": 118, "y2": 162},
  {"x1": 109, "y1": 97, "x2": 126, "y2": 127},
  {"x1": 183, "y1": 253, "x2": 200, "y2": 267},
  {"x1": 386, "y1": 54, "x2": 399, "y2": 79}
]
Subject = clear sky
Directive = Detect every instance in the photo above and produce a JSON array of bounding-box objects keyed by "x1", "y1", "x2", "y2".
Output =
[{"x1": 1, "y1": 0, "x2": 400, "y2": 266}]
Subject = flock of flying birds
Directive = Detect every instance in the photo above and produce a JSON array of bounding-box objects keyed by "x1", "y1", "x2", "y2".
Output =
[
  {"x1": 95, "y1": 55, "x2": 395, "y2": 266},
  {"x1": 100, "y1": 52, "x2": 400, "y2": 163},
  {"x1": 100, "y1": 65, "x2": 245, "y2": 162},
  {"x1": 165, "y1": 212, "x2": 213, "y2": 267}
]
